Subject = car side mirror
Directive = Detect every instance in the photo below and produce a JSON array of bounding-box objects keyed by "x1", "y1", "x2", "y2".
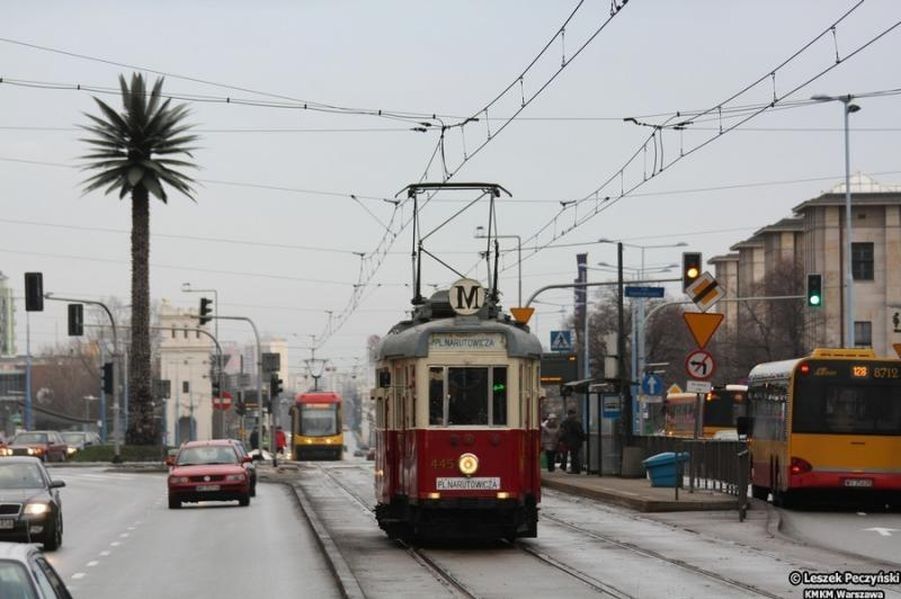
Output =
[
  {"x1": 736, "y1": 416, "x2": 752, "y2": 439},
  {"x1": 49, "y1": 480, "x2": 65, "y2": 489},
  {"x1": 164, "y1": 455, "x2": 176, "y2": 467},
  {"x1": 252, "y1": 453, "x2": 263, "y2": 462},
  {"x1": 242, "y1": 456, "x2": 253, "y2": 464}
]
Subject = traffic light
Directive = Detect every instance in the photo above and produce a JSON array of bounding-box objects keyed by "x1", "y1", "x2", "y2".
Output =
[
  {"x1": 806, "y1": 273, "x2": 823, "y2": 308},
  {"x1": 270, "y1": 374, "x2": 283, "y2": 398},
  {"x1": 67, "y1": 303, "x2": 84, "y2": 336},
  {"x1": 199, "y1": 297, "x2": 213, "y2": 326},
  {"x1": 212, "y1": 379, "x2": 221, "y2": 397},
  {"x1": 235, "y1": 391, "x2": 247, "y2": 416},
  {"x1": 24, "y1": 272, "x2": 43, "y2": 312},
  {"x1": 101, "y1": 362, "x2": 114, "y2": 394},
  {"x1": 682, "y1": 252, "x2": 702, "y2": 291}
]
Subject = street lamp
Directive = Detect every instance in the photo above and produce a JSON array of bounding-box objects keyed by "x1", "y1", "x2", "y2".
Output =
[
  {"x1": 810, "y1": 94, "x2": 860, "y2": 347},
  {"x1": 475, "y1": 226, "x2": 523, "y2": 306}
]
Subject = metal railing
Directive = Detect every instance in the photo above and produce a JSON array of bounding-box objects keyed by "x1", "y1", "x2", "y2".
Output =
[{"x1": 632, "y1": 436, "x2": 749, "y2": 520}]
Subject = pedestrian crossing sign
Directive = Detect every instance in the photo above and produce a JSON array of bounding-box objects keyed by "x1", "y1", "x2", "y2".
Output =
[{"x1": 550, "y1": 330, "x2": 573, "y2": 352}]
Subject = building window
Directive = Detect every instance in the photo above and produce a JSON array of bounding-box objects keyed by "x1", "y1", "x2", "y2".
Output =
[
  {"x1": 182, "y1": 381, "x2": 190, "y2": 393},
  {"x1": 854, "y1": 321, "x2": 872, "y2": 347},
  {"x1": 171, "y1": 328, "x2": 176, "y2": 338},
  {"x1": 851, "y1": 242, "x2": 874, "y2": 281},
  {"x1": 183, "y1": 329, "x2": 188, "y2": 339}
]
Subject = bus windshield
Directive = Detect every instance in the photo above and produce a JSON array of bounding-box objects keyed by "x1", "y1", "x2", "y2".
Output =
[
  {"x1": 301, "y1": 406, "x2": 338, "y2": 437},
  {"x1": 792, "y1": 363, "x2": 901, "y2": 435}
]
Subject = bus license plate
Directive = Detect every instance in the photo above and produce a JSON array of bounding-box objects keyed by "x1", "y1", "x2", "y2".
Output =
[
  {"x1": 196, "y1": 485, "x2": 220, "y2": 492},
  {"x1": 0, "y1": 519, "x2": 14, "y2": 530},
  {"x1": 436, "y1": 477, "x2": 500, "y2": 491},
  {"x1": 843, "y1": 478, "x2": 873, "y2": 488}
]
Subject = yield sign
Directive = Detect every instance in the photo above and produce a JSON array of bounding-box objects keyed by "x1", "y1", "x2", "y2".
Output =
[
  {"x1": 683, "y1": 312, "x2": 724, "y2": 349},
  {"x1": 510, "y1": 307, "x2": 535, "y2": 324},
  {"x1": 893, "y1": 343, "x2": 901, "y2": 359}
]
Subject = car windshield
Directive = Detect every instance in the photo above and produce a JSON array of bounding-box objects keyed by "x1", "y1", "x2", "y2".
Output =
[
  {"x1": 61, "y1": 433, "x2": 85, "y2": 444},
  {"x1": 0, "y1": 561, "x2": 38, "y2": 599},
  {"x1": 0, "y1": 463, "x2": 46, "y2": 489},
  {"x1": 176, "y1": 446, "x2": 238, "y2": 466},
  {"x1": 12, "y1": 433, "x2": 48, "y2": 445}
]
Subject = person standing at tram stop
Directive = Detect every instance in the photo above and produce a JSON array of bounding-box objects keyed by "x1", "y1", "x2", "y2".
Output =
[
  {"x1": 541, "y1": 413, "x2": 561, "y2": 472},
  {"x1": 249, "y1": 428, "x2": 259, "y2": 451},
  {"x1": 275, "y1": 426, "x2": 287, "y2": 456},
  {"x1": 560, "y1": 409, "x2": 586, "y2": 474}
]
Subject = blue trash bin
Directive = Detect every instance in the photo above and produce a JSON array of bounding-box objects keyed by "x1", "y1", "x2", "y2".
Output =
[{"x1": 642, "y1": 451, "x2": 689, "y2": 487}]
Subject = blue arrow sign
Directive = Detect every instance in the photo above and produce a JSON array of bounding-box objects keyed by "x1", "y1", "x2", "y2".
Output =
[
  {"x1": 641, "y1": 373, "x2": 664, "y2": 396},
  {"x1": 625, "y1": 286, "x2": 665, "y2": 298},
  {"x1": 550, "y1": 330, "x2": 573, "y2": 352}
]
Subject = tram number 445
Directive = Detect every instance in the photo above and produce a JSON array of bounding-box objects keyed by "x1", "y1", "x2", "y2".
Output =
[{"x1": 430, "y1": 458, "x2": 456, "y2": 470}]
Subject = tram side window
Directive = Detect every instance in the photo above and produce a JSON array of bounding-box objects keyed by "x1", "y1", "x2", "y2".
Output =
[
  {"x1": 429, "y1": 367, "x2": 444, "y2": 425},
  {"x1": 492, "y1": 367, "x2": 507, "y2": 425},
  {"x1": 447, "y1": 367, "x2": 488, "y2": 425}
]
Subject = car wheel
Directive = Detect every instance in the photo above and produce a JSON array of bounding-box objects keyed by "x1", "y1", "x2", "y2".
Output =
[
  {"x1": 250, "y1": 480, "x2": 257, "y2": 498},
  {"x1": 43, "y1": 513, "x2": 62, "y2": 551},
  {"x1": 168, "y1": 496, "x2": 181, "y2": 510},
  {"x1": 238, "y1": 494, "x2": 250, "y2": 507}
]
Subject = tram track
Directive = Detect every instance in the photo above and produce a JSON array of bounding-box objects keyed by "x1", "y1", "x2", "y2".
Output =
[
  {"x1": 316, "y1": 464, "x2": 636, "y2": 598},
  {"x1": 539, "y1": 511, "x2": 784, "y2": 599}
]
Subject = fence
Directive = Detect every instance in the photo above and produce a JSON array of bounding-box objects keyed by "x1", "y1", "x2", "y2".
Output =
[{"x1": 632, "y1": 435, "x2": 750, "y2": 520}]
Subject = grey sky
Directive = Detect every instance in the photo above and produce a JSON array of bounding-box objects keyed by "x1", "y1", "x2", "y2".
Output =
[{"x1": 3, "y1": 1, "x2": 900, "y2": 368}]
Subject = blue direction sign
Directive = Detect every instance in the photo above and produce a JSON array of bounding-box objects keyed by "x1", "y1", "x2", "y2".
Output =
[
  {"x1": 550, "y1": 330, "x2": 573, "y2": 352},
  {"x1": 625, "y1": 286, "x2": 665, "y2": 298},
  {"x1": 641, "y1": 373, "x2": 664, "y2": 396}
]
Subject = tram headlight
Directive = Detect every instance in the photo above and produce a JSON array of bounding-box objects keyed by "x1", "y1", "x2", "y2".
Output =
[{"x1": 458, "y1": 452, "x2": 479, "y2": 476}]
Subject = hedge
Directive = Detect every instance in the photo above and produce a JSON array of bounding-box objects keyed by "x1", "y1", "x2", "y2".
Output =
[{"x1": 70, "y1": 444, "x2": 171, "y2": 463}]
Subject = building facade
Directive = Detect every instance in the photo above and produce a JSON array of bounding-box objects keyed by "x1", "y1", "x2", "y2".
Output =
[
  {"x1": 711, "y1": 175, "x2": 901, "y2": 358},
  {"x1": 158, "y1": 300, "x2": 213, "y2": 445}
]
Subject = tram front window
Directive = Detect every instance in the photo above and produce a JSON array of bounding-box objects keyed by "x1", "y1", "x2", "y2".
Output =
[
  {"x1": 448, "y1": 367, "x2": 488, "y2": 425},
  {"x1": 301, "y1": 406, "x2": 338, "y2": 437}
]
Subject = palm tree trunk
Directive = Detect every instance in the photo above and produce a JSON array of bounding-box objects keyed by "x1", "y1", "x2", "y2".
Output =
[{"x1": 127, "y1": 185, "x2": 156, "y2": 445}]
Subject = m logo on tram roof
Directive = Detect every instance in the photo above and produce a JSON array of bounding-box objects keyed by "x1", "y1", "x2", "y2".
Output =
[{"x1": 449, "y1": 278, "x2": 485, "y2": 316}]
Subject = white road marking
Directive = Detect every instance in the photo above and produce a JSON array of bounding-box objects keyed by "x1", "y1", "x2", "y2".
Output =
[
  {"x1": 99, "y1": 551, "x2": 111, "y2": 557},
  {"x1": 110, "y1": 541, "x2": 121, "y2": 547},
  {"x1": 86, "y1": 561, "x2": 99, "y2": 567},
  {"x1": 119, "y1": 532, "x2": 130, "y2": 538},
  {"x1": 71, "y1": 573, "x2": 86, "y2": 580},
  {"x1": 864, "y1": 527, "x2": 898, "y2": 537}
]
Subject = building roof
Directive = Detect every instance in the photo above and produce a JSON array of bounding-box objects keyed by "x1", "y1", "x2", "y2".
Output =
[
  {"x1": 708, "y1": 253, "x2": 739, "y2": 264},
  {"x1": 729, "y1": 235, "x2": 764, "y2": 251},
  {"x1": 793, "y1": 173, "x2": 901, "y2": 213},
  {"x1": 752, "y1": 217, "x2": 803, "y2": 236}
]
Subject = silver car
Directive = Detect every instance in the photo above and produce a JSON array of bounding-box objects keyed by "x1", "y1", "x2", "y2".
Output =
[{"x1": 0, "y1": 541, "x2": 71, "y2": 597}]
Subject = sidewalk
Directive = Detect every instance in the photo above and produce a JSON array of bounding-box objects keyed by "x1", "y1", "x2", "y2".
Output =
[{"x1": 541, "y1": 470, "x2": 739, "y2": 512}]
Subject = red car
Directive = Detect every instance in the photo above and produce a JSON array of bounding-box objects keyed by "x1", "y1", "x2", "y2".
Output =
[
  {"x1": 167, "y1": 440, "x2": 252, "y2": 509},
  {"x1": 4, "y1": 431, "x2": 68, "y2": 463}
]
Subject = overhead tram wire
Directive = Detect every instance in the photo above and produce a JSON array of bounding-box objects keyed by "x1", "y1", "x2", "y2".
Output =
[
  {"x1": 313, "y1": 1, "x2": 632, "y2": 346},
  {"x1": 512, "y1": 3, "x2": 900, "y2": 269},
  {"x1": 0, "y1": 38, "x2": 449, "y2": 125}
]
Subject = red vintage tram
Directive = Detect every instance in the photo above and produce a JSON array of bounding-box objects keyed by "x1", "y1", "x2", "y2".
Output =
[{"x1": 372, "y1": 280, "x2": 543, "y2": 541}]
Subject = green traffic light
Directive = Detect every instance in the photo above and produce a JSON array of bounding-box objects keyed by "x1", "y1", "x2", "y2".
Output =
[{"x1": 809, "y1": 295, "x2": 821, "y2": 306}]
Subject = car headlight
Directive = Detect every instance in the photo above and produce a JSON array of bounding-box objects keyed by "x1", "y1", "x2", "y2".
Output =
[
  {"x1": 225, "y1": 474, "x2": 245, "y2": 482},
  {"x1": 169, "y1": 476, "x2": 190, "y2": 484},
  {"x1": 458, "y1": 453, "x2": 479, "y2": 476},
  {"x1": 67, "y1": 447, "x2": 77, "y2": 455},
  {"x1": 26, "y1": 448, "x2": 34, "y2": 455},
  {"x1": 24, "y1": 503, "x2": 50, "y2": 516}
]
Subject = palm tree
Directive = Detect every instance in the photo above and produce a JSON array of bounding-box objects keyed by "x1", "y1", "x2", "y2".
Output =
[{"x1": 81, "y1": 73, "x2": 198, "y2": 445}]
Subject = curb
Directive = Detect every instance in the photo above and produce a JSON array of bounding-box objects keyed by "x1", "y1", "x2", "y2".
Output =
[{"x1": 284, "y1": 478, "x2": 366, "y2": 599}]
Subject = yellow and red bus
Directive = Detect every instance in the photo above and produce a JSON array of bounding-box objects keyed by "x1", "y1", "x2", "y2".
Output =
[
  {"x1": 290, "y1": 392, "x2": 344, "y2": 460},
  {"x1": 745, "y1": 348, "x2": 901, "y2": 506},
  {"x1": 663, "y1": 384, "x2": 748, "y2": 438}
]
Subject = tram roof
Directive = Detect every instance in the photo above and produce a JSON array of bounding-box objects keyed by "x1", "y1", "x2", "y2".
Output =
[
  {"x1": 747, "y1": 358, "x2": 803, "y2": 382},
  {"x1": 377, "y1": 316, "x2": 542, "y2": 360}
]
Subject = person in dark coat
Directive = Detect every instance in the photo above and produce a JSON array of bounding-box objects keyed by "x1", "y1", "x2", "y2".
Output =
[
  {"x1": 249, "y1": 428, "x2": 259, "y2": 451},
  {"x1": 559, "y1": 408, "x2": 585, "y2": 474}
]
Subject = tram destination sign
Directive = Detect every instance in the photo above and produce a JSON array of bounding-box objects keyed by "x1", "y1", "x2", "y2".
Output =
[
  {"x1": 436, "y1": 477, "x2": 501, "y2": 491},
  {"x1": 429, "y1": 333, "x2": 506, "y2": 351}
]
